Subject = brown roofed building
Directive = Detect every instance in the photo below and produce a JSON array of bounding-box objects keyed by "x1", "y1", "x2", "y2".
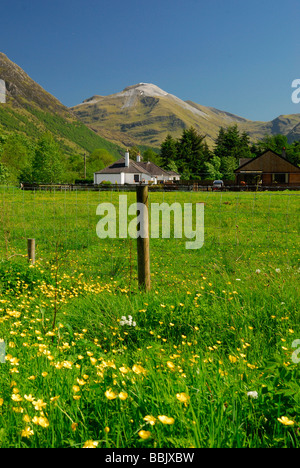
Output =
[{"x1": 235, "y1": 149, "x2": 300, "y2": 187}]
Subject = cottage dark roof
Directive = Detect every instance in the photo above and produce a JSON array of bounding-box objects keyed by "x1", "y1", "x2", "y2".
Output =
[
  {"x1": 94, "y1": 157, "x2": 151, "y2": 175},
  {"x1": 135, "y1": 161, "x2": 171, "y2": 177},
  {"x1": 235, "y1": 149, "x2": 300, "y2": 173}
]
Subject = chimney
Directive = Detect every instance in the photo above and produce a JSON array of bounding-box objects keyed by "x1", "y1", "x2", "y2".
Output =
[
  {"x1": 125, "y1": 149, "x2": 130, "y2": 167},
  {"x1": 282, "y1": 147, "x2": 286, "y2": 159},
  {"x1": 136, "y1": 153, "x2": 141, "y2": 163}
]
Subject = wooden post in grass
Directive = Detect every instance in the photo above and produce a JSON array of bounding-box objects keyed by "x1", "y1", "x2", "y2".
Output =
[
  {"x1": 136, "y1": 185, "x2": 151, "y2": 291},
  {"x1": 27, "y1": 238, "x2": 36, "y2": 265}
]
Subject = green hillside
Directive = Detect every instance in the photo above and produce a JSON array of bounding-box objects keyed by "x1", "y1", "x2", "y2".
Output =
[{"x1": 0, "y1": 52, "x2": 123, "y2": 159}]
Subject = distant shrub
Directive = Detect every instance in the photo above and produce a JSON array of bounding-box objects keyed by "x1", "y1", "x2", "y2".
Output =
[{"x1": 74, "y1": 179, "x2": 94, "y2": 185}]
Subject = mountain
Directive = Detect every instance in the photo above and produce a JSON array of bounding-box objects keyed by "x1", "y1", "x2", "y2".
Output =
[
  {"x1": 71, "y1": 82, "x2": 300, "y2": 149},
  {"x1": 0, "y1": 52, "x2": 122, "y2": 158}
]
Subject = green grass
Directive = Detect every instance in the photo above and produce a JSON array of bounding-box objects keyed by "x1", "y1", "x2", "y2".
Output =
[{"x1": 0, "y1": 189, "x2": 299, "y2": 448}]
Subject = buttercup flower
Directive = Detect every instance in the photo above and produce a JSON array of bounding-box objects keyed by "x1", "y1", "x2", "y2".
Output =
[
  {"x1": 119, "y1": 391, "x2": 128, "y2": 401},
  {"x1": 132, "y1": 364, "x2": 147, "y2": 375},
  {"x1": 21, "y1": 427, "x2": 34, "y2": 438},
  {"x1": 33, "y1": 399, "x2": 47, "y2": 411},
  {"x1": 105, "y1": 389, "x2": 118, "y2": 400},
  {"x1": 277, "y1": 416, "x2": 295, "y2": 426},
  {"x1": 158, "y1": 415, "x2": 175, "y2": 425},
  {"x1": 176, "y1": 392, "x2": 190, "y2": 406},
  {"x1": 71, "y1": 423, "x2": 78, "y2": 432},
  {"x1": 138, "y1": 430, "x2": 151, "y2": 440},
  {"x1": 143, "y1": 415, "x2": 156, "y2": 426},
  {"x1": 11, "y1": 394, "x2": 22, "y2": 402},
  {"x1": 32, "y1": 416, "x2": 49, "y2": 428},
  {"x1": 229, "y1": 355, "x2": 238, "y2": 363},
  {"x1": 83, "y1": 440, "x2": 99, "y2": 448}
]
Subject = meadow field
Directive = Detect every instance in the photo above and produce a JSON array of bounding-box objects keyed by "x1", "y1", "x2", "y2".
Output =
[{"x1": 0, "y1": 187, "x2": 299, "y2": 448}]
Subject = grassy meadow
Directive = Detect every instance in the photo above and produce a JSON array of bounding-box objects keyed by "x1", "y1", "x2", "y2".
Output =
[{"x1": 0, "y1": 187, "x2": 299, "y2": 448}]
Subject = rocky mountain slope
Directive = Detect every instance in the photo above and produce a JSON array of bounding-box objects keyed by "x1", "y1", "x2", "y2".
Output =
[
  {"x1": 71, "y1": 83, "x2": 300, "y2": 149},
  {"x1": 0, "y1": 52, "x2": 122, "y2": 158}
]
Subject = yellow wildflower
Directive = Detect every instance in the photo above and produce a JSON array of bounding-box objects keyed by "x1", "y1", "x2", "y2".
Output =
[
  {"x1": 158, "y1": 415, "x2": 175, "y2": 425},
  {"x1": 229, "y1": 355, "x2": 238, "y2": 363},
  {"x1": 33, "y1": 399, "x2": 47, "y2": 411},
  {"x1": 83, "y1": 440, "x2": 99, "y2": 448},
  {"x1": 167, "y1": 361, "x2": 176, "y2": 370},
  {"x1": 105, "y1": 389, "x2": 118, "y2": 400},
  {"x1": 77, "y1": 378, "x2": 86, "y2": 386},
  {"x1": 277, "y1": 416, "x2": 295, "y2": 426},
  {"x1": 138, "y1": 430, "x2": 151, "y2": 440},
  {"x1": 132, "y1": 364, "x2": 147, "y2": 375},
  {"x1": 11, "y1": 394, "x2": 23, "y2": 402},
  {"x1": 143, "y1": 415, "x2": 156, "y2": 426},
  {"x1": 24, "y1": 394, "x2": 35, "y2": 402},
  {"x1": 176, "y1": 392, "x2": 190, "y2": 406},
  {"x1": 71, "y1": 423, "x2": 78, "y2": 432},
  {"x1": 21, "y1": 427, "x2": 34, "y2": 438},
  {"x1": 32, "y1": 416, "x2": 49, "y2": 428}
]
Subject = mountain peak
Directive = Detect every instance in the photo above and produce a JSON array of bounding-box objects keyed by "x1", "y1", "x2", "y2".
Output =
[{"x1": 122, "y1": 83, "x2": 169, "y2": 98}]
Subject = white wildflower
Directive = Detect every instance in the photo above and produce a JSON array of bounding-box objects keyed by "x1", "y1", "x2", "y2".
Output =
[{"x1": 119, "y1": 315, "x2": 136, "y2": 327}]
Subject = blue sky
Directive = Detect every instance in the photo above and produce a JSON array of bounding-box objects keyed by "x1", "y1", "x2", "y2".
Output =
[{"x1": 0, "y1": 0, "x2": 299, "y2": 121}]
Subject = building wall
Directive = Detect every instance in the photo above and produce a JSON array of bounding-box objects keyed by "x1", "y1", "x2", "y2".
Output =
[
  {"x1": 95, "y1": 172, "x2": 153, "y2": 185},
  {"x1": 94, "y1": 173, "x2": 123, "y2": 185},
  {"x1": 262, "y1": 173, "x2": 272, "y2": 185},
  {"x1": 124, "y1": 173, "x2": 152, "y2": 184},
  {"x1": 289, "y1": 173, "x2": 300, "y2": 184}
]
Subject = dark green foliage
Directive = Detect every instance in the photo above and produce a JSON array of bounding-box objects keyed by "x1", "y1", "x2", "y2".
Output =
[
  {"x1": 160, "y1": 128, "x2": 213, "y2": 179},
  {"x1": 31, "y1": 134, "x2": 64, "y2": 184},
  {"x1": 0, "y1": 162, "x2": 9, "y2": 183},
  {"x1": 160, "y1": 125, "x2": 300, "y2": 180},
  {"x1": 160, "y1": 134, "x2": 178, "y2": 168}
]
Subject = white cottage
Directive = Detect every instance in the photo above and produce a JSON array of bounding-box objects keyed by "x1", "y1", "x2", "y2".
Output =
[{"x1": 94, "y1": 151, "x2": 180, "y2": 185}]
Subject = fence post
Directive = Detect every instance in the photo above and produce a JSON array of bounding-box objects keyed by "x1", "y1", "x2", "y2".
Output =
[
  {"x1": 136, "y1": 185, "x2": 151, "y2": 291},
  {"x1": 27, "y1": 238, "x2": 36, "y2": 265}
]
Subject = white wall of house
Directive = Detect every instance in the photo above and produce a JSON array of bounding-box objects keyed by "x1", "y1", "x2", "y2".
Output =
[
  {"x1": 94, "y1": 172, "x2": 152, "y2": 185},
  {"x1": 94, "y1": 173, "x2": 123, "y2": 185},
  {"x1": 124, "y1": 172, "x2": 152, "y2": 184}
]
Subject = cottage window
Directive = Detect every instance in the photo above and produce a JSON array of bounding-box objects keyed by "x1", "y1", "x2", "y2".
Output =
[
  {"x1": 134, "y1": 174, "x2": 140, "y2": 183},
  {"x1": 272, "y1": 173, "x2": 288, "y2": 184}
]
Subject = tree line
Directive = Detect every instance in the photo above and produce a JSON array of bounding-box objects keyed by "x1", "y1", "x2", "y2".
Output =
[
  {"x1": 0, "y1": 132, "x2": 115, "y2": 185},
  {"x1": 159, "y1": 125, "x2": 300, "y2": 180},
  {"x1": 1, "y1": 125, "x2": 300, "y2": 185}
]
